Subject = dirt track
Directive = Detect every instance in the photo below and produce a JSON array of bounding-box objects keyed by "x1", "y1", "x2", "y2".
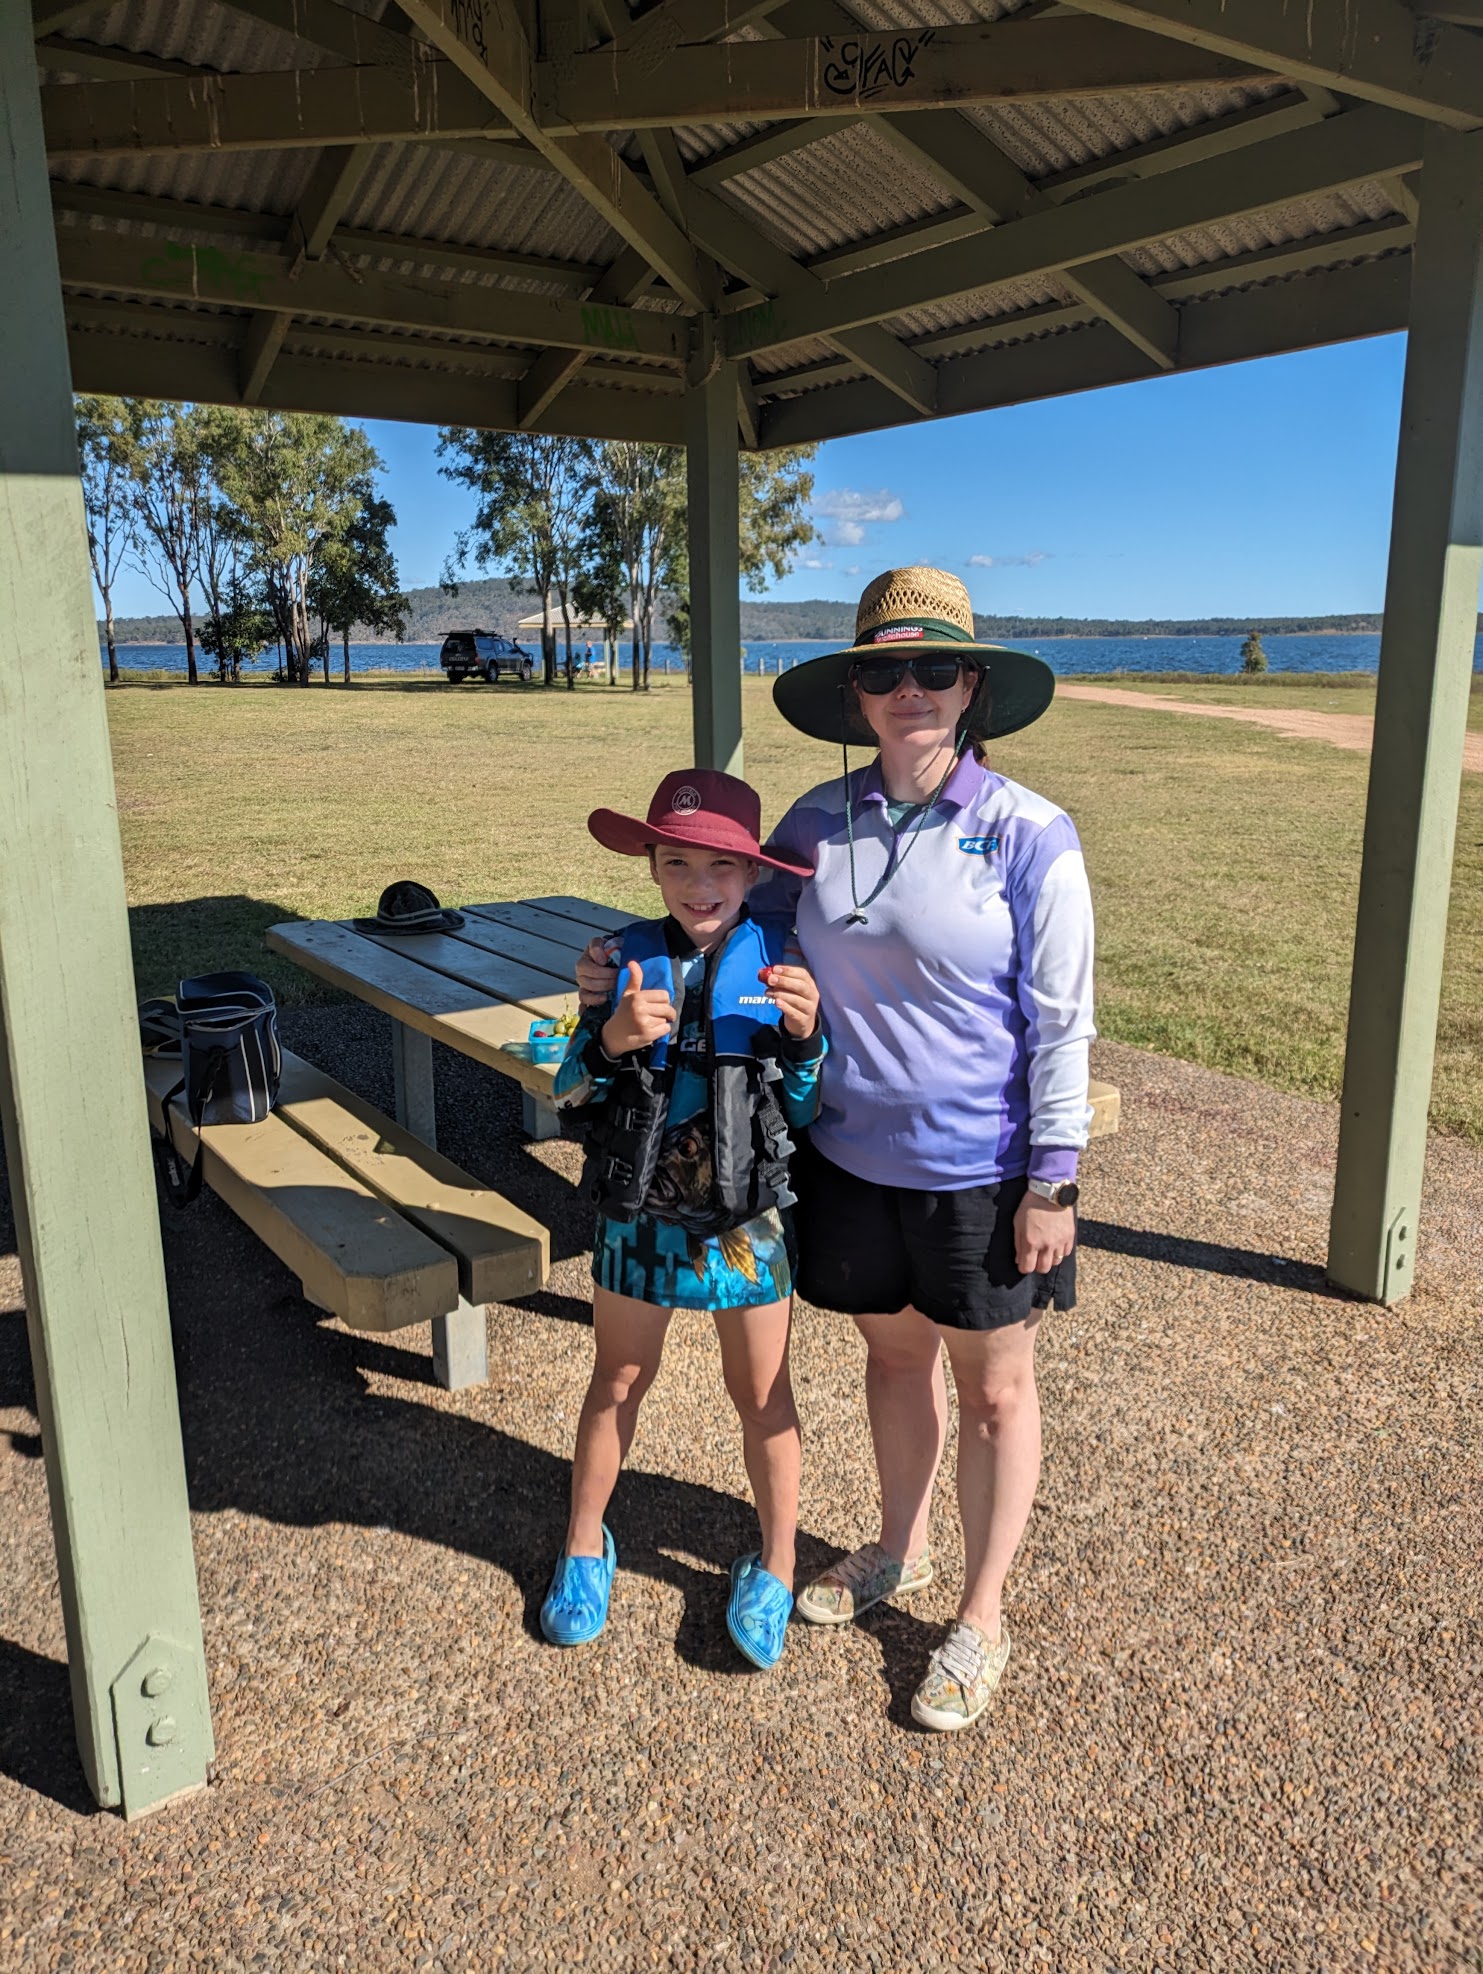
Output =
[{"x1": 1058, "y1": 683, "x2": 1483, "y2": 771}]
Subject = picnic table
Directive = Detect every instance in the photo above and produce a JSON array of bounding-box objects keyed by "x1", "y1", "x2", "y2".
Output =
[
  {"x1": 266, "y1": 895, "x2": 1121, "y2": 1145},
  {"x1": 267, "y1": 897, "x2": 631, "y2": 1143}
]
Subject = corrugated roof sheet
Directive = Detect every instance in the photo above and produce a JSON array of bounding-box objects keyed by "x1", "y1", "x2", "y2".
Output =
[{"x1": 344, "y1": 142, "x2": 621, "y2": 265}]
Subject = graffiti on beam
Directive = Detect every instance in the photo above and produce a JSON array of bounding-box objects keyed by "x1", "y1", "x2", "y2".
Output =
[
  {"x1": 820, "y1": 31, "x2": 935, "y2": 101},
  {"x1": 581, "y1": 304, "x2": 641, "y2": 352},
  {"x1": 447, "y1": 0, "x2": 489, "y2": 65},
  {"x1": 727, "y1": 300, "x2": 779, "y2": 355},
  {"x1": 140, "y1": 241, "x2": 269, "y2": 302}
]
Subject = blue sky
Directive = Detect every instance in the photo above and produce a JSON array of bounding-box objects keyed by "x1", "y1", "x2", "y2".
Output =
[{"x1": 103, "y1": 331, "x2": 1408, "y2": 621}]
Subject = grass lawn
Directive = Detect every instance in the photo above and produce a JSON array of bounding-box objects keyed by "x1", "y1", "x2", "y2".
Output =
[
  {"x1": 1064, "y1": 668, "x2": 1483, "y2": 730},
  {"x1": 106, "y1": 672, "x2": 1483, "y2": 1143}
]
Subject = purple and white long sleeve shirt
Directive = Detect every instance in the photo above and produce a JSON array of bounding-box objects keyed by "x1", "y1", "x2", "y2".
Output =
[{"x1": 751, "y1": 752, "x2": 1095, "y2": 1192}]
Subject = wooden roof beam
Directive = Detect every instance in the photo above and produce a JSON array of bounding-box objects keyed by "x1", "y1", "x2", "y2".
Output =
[
  {"x1": 538, "y1": 19, "x2": 1277, "y2": 130},
  {"x1": 757, "y1": 254, "x2": 1410, "y2": 444},
  {"x1": 54, "y1": 228, "x2": 687, "y2": 360},
  {"x1": 397, "y1": 0, "x2": 709, "y2": 309},
  {"x1": 690, "y1": 119, "x2": 854, "y2": 188},
  {"x1": 724, "y1": 102, "x2": 1426, "y2": 356},
  {"x1": 50, "y1": 182, "x2": 606, "y2": 286},
  {"x1": 41, "y1": 64, "x2": 517, "y2": 154},
  {"x1": 65, "y1": 321, "x2": 687, "y2": 439},
  {"x1": 1070, "y1": 0, "x2": 1483, "y2": 129},
  {"x1": 212, "y1": 0, "x2": 427, "y2": 70},
  {"x1": 684, "y1": 179, "x2": 937, "y2": 413}
]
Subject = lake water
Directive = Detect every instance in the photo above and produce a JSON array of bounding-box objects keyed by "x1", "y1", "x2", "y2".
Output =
[{"x1": 103, "y1": 633, "x2": 1483, "y2": 679}]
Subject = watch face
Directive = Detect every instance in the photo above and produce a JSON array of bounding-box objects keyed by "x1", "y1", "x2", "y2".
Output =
[{"x1": 1059, "y1": 1183, "x2": 1081, "y2": 1207}]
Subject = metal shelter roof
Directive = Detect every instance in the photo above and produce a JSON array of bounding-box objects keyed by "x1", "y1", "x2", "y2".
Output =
[{"x1": 37, "y1": 0, "x2": 1477, "y2": 447}]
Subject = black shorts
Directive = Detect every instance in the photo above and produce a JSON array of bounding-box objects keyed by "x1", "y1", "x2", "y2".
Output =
[{"x1": 790, "y1": 1139, "x2": 1075, "y2": 1333}]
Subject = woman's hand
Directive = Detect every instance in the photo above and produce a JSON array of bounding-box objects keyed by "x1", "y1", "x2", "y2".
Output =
[
  {"x1": 575, "y1": 934, "x2": 618, "y2": 1008},
  {"x1": 761, "y1": 963, "x2": 820, "y2": 1041},
  {"x1": 601, "y1": 962, "x2": 677, "y2": 1056},
  {"x1": 1014, "y1": 1195, "x2": 1076, "y2": 1276}
]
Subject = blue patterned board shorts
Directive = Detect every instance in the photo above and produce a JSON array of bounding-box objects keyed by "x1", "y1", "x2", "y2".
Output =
[{"x1": 592, "y1": 1207, "x2": 796, "y2": 1311}]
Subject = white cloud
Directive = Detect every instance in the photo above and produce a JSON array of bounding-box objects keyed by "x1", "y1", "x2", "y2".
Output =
[
  {"x1": 816, "y1": 488, "x2": 905, "y2": 546},
  {"x1": 967, "y1": 551, "x2": 1051, "y2": 569},
  {"x1": 843, "y1": 565, "x2": 862, "y2": 576},
  {"x1": 799, "y1": 555, "x2": 833, "y2": 570}
]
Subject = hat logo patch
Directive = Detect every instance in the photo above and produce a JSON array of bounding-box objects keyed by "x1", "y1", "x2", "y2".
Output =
[
  {"x1": 670, "y1": 784, "x2": 703, "y2": 814},
  {"x1": 870, "y1": 625, "x2": 925, "y2": 642}
]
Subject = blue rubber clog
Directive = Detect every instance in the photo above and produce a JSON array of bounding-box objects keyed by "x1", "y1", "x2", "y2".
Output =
[
  {"x1": 726, "y1": 1554, "x2": 793, "y2": 1670},
  {"x1": 540, "y1": 1526, "x2": 617, "y2": 1646}
]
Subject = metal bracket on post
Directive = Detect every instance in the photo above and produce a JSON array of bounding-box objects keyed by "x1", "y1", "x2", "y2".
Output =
[
  {"x1": 109, "y1": 1635, "x2": 212, "y2": 1821},
  {"x1": 1379, "y1": 1205, "x2": 1416, "y2": 1304}
]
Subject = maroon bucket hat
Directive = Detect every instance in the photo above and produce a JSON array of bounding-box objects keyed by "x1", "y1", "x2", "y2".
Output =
[{"x1": 587, "y1": 769, "x2": 813, "y2": 878}]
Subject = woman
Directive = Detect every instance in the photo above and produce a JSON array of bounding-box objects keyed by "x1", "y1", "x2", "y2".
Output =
[{"x1": 577, "y1": 567, "x2": 1094, "y2": 1732}]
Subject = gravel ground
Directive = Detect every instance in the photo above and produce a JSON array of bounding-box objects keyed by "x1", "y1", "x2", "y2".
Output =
[
  {"x1": 1, "y1": 1013, "x2": 1479, "y2": 1972},
  {"x1": 1056, "y1": 684, "x2": 1483, "y2": 772}
]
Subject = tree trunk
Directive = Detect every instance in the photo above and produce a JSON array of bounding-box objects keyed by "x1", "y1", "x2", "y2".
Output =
[
  {"x1": 343, "y1": 626, "x2": 351, "y2": 685},
  {"x1": 181, "y1": 596, "x2": 198, "y2": 685},
  {"x1": 629, "y1": 585, "x2": 641, "y2": 691},
  {"x1": 103, "y1": 592, "x2": 119, "y2": 685},
  {"x1": 541, "y1": 587, "x2": 555, "y2": 688},
  {"x1": 607, "y1": 627, "x2": 616, "y2": 687}
]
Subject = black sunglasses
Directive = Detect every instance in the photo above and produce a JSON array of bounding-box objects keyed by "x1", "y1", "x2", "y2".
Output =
[{"x1": 852, "y1": 654, "x2": 976, "y2": 695}]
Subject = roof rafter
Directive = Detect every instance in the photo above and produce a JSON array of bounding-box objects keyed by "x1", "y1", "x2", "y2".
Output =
[
  {"x1": 724, "y1": 103, "x2": 1426, "y2": 356},
  {"x1": 757, "y1": 254, "x2": 1409, "y2": 445},
  {"x1": 1069, "y1": 0, "x2": 1483, "y2": 128},
  {"x1": 65, "y1": 319, "x2": 686, "y2": 440},
  {"x1": 684, "y1": 179, "x2": 937, "y2": 414},
  {"x1": 54, "y1": 227, "x2": 687, "y2": 360},
  {"x1": 690, "y1": 118, "x2": 854, "y2": 188},
  {"x1": 50, "y1": 183, "x2": 605, "y2": 287},
  {"x1": 397, "y1": 0, "x2": 709, "y2": 309},
  {"x1": 213, "y1": 0, "x2": 425, "y2": 69},
  {"x1": 538, "y1": 19, "x2": 1276, "y2": 130},
  {"x1": 42, "y1": 64, "x2": 517, "y2": 154}
]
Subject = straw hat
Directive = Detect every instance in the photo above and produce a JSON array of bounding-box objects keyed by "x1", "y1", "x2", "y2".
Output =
[{"x1": 772, "y1": 566, "x2": 1056, "y2": 746}]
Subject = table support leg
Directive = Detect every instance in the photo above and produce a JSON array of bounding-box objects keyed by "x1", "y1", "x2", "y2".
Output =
[
  {"x1": 389, "y1": 1021, "x2": 489, "y2": 1390},
  {"x1": 390, "y1": 1022, "x2": 436, "y2": 1145},
  {"x1": 432, "y1": 1299, "x2": 489, "y2": 1390},
  {"x1": 522, "y1": 1089, "x2": 561, "y2": 1140}
]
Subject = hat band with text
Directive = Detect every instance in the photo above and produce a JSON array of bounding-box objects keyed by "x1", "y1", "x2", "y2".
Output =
[{"x1": 857, "y1": 615, "x2": 974, "y2": 648}]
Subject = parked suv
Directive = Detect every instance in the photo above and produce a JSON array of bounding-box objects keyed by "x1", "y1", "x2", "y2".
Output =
[{"x1": 440, "y1": 629, "x2": 535, "y2": 684}]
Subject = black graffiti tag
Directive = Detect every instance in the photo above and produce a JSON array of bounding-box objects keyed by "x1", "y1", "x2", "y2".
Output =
[
  {"x1": 820, "y1": 30, "x2": 934, "y2": 102},
  {"x1": 447, "y1": 0, "x2": 489, "y2": 65}
]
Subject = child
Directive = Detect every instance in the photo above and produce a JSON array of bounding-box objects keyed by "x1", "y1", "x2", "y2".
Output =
[{"x1": 546, "y1": 769, "x2": 824, "y2": 1668}]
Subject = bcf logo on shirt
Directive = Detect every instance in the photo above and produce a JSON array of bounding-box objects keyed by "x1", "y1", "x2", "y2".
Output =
[{"x1": 958, "y1": 835, "x2": 999, "y2": 855}]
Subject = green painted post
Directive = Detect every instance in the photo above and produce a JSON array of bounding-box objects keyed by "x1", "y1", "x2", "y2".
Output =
[
  {"x1": 0, "y1": 3, "x2": 212, "y2": 1814},
  {"x1": 686, "y1": 339, "x2": 744, "y2": 775},
  {"x1": 1327, "y1": 124, "x2": 1483, "y2": 1303}
]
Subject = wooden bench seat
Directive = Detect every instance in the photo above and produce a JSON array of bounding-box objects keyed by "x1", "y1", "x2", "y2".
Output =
[{"x1": 142, "y1": 1047, "x2": 548, "y2": 1387}]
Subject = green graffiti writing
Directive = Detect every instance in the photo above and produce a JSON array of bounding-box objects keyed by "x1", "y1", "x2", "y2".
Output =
[
  {"x1": 139, "y1": 240, "x2": 269, "y2": 302},
  {"x1": 580, "y1": 303, "x2": 641, "y2": 352},
  {"x1": 727, "y1": 299, "x2": 780, "y2": 354}
]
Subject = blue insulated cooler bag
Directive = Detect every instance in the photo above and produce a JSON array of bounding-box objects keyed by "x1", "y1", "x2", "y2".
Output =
[{"x1": 140, "y1": 971, "x2": 282, "y2": 1206}]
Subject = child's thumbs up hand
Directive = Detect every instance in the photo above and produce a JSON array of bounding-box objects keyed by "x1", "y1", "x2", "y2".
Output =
[{"x1": 601, "y1": 961, "x2": 677, "y2": 1056}]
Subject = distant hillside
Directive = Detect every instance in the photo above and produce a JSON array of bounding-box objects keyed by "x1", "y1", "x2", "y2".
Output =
[{"x1": 100, "y1": 587, "x2": 1482, "y2": 646}]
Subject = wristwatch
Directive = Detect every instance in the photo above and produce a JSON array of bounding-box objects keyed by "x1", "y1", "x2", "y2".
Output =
[{"x1": 1027, "y1": 1178, "x2": 1080, "y2": 1207}]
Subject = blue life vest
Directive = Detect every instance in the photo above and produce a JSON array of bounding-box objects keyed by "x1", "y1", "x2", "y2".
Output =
[{"x1": 577, "y1": 911, "x2": 799, "y2": 1233}]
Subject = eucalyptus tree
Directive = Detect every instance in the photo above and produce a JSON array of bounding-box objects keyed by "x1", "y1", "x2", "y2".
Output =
[
  {"x1": 308, "y1": 483, "x2": 408, "y2": 683},
  {"x1": 125, "y1": 401, "x2": 213, "y2": 685},
  {"x1": 74, "y1": 394, "x2": 142, "y2": 685},
  {"x1": 664, "y1": 444, "x2": 820, "y2": 666},
  {"x1": 582, "y1": 441, "x2": 685, "y2": 691},
  {"x1": 437, "y1": 429, "x2": 589, "y2": 687},
  {"x1": 203, "y1": 410, "x2": 382, "y2": 684}
]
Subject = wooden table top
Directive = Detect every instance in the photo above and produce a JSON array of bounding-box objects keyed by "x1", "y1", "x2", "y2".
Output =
[{"x1": 266, "y1": 896, "x2": 630, "y2": 1099}]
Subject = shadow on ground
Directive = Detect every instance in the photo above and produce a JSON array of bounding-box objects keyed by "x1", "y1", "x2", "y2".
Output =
[{"x1": 127, "y1": 896, "x2": 334, "y2": 1009}]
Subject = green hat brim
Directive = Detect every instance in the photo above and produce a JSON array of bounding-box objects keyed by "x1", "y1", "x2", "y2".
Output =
[{"x1": 771, "y1": 639, "x2": 1057, "y2": 746}]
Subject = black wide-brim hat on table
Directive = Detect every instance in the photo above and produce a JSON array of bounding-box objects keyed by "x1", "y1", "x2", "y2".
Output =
[
  {"x1": 772, "y1": 565, "x2": 1057, "y2": 746},
  {"x1": 353, "y1": 880, "x2": 465, "y2": 935}
]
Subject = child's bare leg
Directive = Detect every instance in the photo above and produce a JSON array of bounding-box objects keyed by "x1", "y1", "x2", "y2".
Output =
[
  {"x1": 713, "y1": 1299, "x2": 800, "y2": 1589},
  {"x1": 566, "y1": 1288, "x2": 672, "y2": 1558}
]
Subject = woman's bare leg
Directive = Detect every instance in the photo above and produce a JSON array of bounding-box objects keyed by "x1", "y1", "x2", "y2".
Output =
[
  {"x1": 713, "y1": 1298, "x2": 800, "y2": 1588},
  {"x1": 565, "y1": 1288, "x2": 672, "y2": 1558},
  {"x1": 853, "y1": 1308, "x2": 949, "y2": 1564},
  {"x1": 938, "y1": 1314, "x2": 1042, "y2": 1639}
]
